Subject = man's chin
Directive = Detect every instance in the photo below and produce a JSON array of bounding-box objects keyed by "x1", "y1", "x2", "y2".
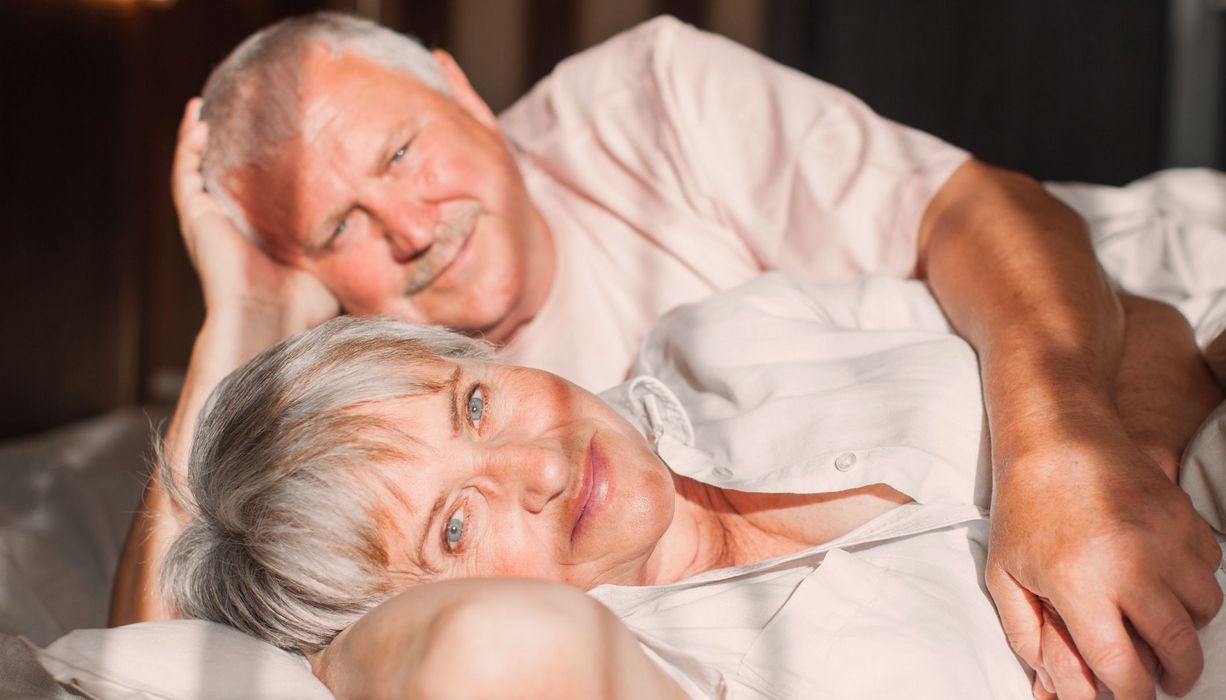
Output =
[{"x1": 380, "y1": 291, "x2": 517, "y2": 338}]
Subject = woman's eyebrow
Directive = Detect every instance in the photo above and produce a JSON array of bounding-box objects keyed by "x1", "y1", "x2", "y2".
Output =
[
  {"x1": 416, "y1": 492, "x2": 449, "y2": 566},
  {"x1": 447, "y1": 365, "x2": 462, "y2": 436}
]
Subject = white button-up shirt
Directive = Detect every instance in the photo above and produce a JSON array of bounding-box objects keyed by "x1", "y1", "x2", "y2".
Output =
[{"x1": 592, "y1": 272, "x2": 1226, "y2": 699}]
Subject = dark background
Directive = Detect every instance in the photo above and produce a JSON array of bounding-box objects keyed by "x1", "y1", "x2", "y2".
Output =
[{"x1": 2, "y1": 0, "x2": 1223, "y2": 438}]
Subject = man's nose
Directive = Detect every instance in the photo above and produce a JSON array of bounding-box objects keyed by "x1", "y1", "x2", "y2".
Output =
[{"x1": 366, "y1": 187, "x2": 435, "y2": 261}]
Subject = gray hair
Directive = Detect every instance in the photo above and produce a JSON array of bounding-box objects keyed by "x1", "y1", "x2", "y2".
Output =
[
  {"x1": 160, "y1": 316, "x2": 492, "y2": 654},
  {"x1": 199, "y1": 11, "x2": 450, "y2": 246}
]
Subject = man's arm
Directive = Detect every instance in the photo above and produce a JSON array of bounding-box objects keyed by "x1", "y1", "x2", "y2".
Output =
[
  {"x1": 1023, "y1": 292, "x2": 1225, "y2": 699},
  {"x1": 1115, "y1": 293, "x2": 1224, "y2": 479},
  {"x1": 917, "y1": 159, "x2": 1223, "y2": 700},
  {"x1": 109, "y1": 100, "x2": 338, "y2": 625},
  {"x1": 313, "y1": 578, "x2": 686, "y2": 700}
]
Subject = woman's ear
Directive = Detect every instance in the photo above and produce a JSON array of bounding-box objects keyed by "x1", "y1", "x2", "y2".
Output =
[{"x1": 433, "y1": 49, "x2": 499, "y2": 129}]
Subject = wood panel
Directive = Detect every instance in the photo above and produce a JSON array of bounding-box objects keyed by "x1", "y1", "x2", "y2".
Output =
[{"x1": 0, "y1": 1, "x2": 142, "y2": 437}]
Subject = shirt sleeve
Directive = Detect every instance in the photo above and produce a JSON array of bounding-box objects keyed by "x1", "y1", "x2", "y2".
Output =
[
  {"x1": 500, "y1": 15, "x2": 970, "y2": 284},
  {"x1": 649, "y1": 16, "x2": 971, "y2": 280}
]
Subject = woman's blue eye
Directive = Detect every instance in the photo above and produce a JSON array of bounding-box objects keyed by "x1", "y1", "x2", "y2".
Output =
[
  {"x1": 467, "y1": 387, "x2": 485, "y2": 427},
  {"x1": 391, "y1": 144, "x2": 407, "y2": 165},
  {"x1": 444, "y1": 510, "x2": 465, "y2": 549}
]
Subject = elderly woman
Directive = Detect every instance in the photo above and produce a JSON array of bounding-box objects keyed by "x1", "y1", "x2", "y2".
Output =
[{"x1": 155, "y1": 273, "x2": 1225, "y2": 699}]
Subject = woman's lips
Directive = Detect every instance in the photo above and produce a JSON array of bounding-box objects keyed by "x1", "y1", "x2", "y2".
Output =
[{"x1": 571, "y1": 437, "x2": 608, "y2": 544}]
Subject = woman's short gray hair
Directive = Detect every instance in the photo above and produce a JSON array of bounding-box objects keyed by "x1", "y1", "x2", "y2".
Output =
[
  {"x1": 160, "y1": 316, "x2": 491, "y2": 654},
  {"x1": 199, "y1": 11, "x2": 449, "y2": 244}
]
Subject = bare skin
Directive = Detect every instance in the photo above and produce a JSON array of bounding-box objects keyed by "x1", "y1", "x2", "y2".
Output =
[{"x1": 1026, "y1": 293, "x2": 1224, "y2": 700}]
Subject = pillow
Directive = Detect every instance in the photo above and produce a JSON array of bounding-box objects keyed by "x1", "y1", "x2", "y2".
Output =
[
  {"x1": 0, "y1": 407, "x2": 161, "y2": 646},
  {"x1": 31, "y1": 620, "x2": 333, "y2": 700}
]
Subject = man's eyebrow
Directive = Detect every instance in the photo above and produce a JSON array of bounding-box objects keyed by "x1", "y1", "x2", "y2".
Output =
[{"x1": 447, "y1": 365, "x2": 462, "y2": 437}]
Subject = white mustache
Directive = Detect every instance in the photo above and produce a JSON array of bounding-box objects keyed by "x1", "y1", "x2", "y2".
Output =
[{"x1": 403, "y1": 202, "x2": 484, "y2": 295}]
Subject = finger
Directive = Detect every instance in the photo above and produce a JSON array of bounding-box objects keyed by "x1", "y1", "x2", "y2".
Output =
[
  {"x1": 1195, "y1": 526, "x2": 1223, "y2": 572},
  {"x1": 986, "y1": 564, "x2": 1045, "y2": 670},
  {"x1": 1059, "y1": 600, "x2": 1155, "y2": 700},
  {"x1": 1039, "y1": 606, "x2": 1098, "y2": 700},
  {"x1": 1169, "y1": 559, "x2": 1224, "y2": 628},
  {"x1": 1128, "y1": 627, "x2": 1159, "y2": 680},
  {"x1": 1035, "y1": 665, "x2": 1056, "y2": 697},
  {"x1": 172, "y1": 121, "x2": 211, "y2": 217},
  {"x1": 1031, "y1": 671, "x2": 1056, "y2": 700},
  {"x1": 1123, "y1": 589, "x2": 1203, "y2": 697},
  {"x1": 177, "y1": 97, "x2": 203, "y2": 140},
  {"x1": 1187, "y1": 513, "x2": 1224, "y2": 570}
]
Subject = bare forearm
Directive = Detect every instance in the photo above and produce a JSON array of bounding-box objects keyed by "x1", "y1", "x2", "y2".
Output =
[
  {"x1": 1115, "y1": 293, "x2": 1224, "y2": 480},
  {"x1": 919, "y1": 160, "x2": 1126, "y2": 470},
  {"x1": 317, "y1": 579, "x2": 685, "y2": 700}
]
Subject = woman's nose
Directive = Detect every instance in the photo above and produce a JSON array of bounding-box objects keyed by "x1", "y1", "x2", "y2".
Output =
[{"x1": 494, "y1": 446, "x2": 571, "y2": 514}]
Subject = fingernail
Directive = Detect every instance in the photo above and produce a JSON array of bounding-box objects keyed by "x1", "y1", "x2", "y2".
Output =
[{"x1": 1036, "y1": 668, "x2": 1054, "y2": 693}]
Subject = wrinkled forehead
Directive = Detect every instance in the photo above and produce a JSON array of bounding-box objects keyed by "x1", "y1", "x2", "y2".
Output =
[
  {"x1": 348, "y1": 391, "x2": 461, "y2": 581},
  {"x1": 225, "y1": 45, "x2": 410, "y2": 257}
]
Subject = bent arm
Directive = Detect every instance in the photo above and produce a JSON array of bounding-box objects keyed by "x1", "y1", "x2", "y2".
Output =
[
  {"x1": 918, "y1": 159, "x2": 1222, "y2": 700},
  {"x1": 315, "y1": 579, "x2": 685, "y2": 700},
  {"x1": 109, "y1": 101, "x2": 337, "y2": 625},
  {"x1": 1115, "y1": 292, "x2": 1224, "y2": 478},
  {"x1": 109, "y1": 310, "x2": 315, "y2": 624},
  {"x1": 918, "y1": 159, "x2": 1126, "y2": 459}
]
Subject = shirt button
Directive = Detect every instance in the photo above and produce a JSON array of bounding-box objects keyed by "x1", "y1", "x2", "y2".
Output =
[
  {"x1": 713, "y1": 466, "x2": 733, "y2": 479},
  {"x1": 834, "y1": 452, "x2": 857, "y2": 471}
]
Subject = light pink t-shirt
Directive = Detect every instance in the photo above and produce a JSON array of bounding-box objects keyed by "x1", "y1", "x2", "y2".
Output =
[{"x1": 497, "y1": 16, "x2": 970, "y2": 390}]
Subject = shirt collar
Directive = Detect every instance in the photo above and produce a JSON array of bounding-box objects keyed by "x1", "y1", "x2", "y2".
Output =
[{"x1": 599, "y1": 375, "x2": 695, "y2": 449}]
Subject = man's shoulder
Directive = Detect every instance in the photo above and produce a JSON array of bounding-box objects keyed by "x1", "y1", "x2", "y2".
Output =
[{"x1": 499, "y1": 14, "x2": 699, "y2": 122}]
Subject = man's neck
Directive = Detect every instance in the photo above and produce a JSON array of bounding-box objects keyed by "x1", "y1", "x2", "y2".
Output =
[{"x1": 478, "y1": 206, "x2": 556, "y2": 346}]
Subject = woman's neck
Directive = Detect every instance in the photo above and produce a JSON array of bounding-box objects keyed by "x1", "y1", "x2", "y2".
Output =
[
  {"x1": 641, "y1": 474, "x2": 765, "y2": 585},
  {"x1": 641, "y1": 475, "x2": 913, "y2": 586}
]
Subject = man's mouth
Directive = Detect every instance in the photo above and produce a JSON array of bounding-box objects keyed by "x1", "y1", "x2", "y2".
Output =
[{"x1": 403, "y1": 201, "x2": 483, "y2": 295}]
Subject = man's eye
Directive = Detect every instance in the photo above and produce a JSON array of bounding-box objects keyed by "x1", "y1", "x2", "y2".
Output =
[
  {"x1": 467, "y1": 386, "x2": 485, "y2": 428},
  {"x1": 328, "y1": 218, "x2": 349, "y2": 243},
  {"x1": 391, "y1": 144, "x2": 408, "y2": 165},
  {"x1": 444, "y1": 509, "x2": 465, "y2": 550}
]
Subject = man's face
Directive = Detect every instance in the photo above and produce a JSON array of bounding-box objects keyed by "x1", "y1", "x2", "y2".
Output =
[
  {"x1": 372, "y1": 359, "x2": 677, "y2": 590},
  {"x1": 237, "y1": 47, "x2": 551, "y2": 338}
]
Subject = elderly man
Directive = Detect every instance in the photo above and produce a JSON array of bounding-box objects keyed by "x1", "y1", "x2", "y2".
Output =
[{"x1": 113, "y1": 12, "x2": 1223, "y2": 700}]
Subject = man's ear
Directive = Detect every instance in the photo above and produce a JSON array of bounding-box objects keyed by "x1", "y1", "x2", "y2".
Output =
[{"x1": 433, "y1": 49, "x2": 499, "y2": 129}]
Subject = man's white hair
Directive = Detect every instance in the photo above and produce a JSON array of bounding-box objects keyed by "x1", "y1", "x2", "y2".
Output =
[
  {"x1": 198, "y1": 11, "x2": 449, "y2": 248},
  {"x1": 160, "y1": 316, "x2": 491, "y2": 654}
]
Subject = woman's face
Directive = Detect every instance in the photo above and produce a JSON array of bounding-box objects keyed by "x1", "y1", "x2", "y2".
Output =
[{"x1": 374, "y1": 360, "x2": 676, "y2": 590}]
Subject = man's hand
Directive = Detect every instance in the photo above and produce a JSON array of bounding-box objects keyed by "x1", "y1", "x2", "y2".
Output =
[
  {"x1": 987, "y1": 432, "x2": 1223, "y2": 700},
  {"x1": 111, "y1": 99, "x2": 339, "y2": 626},
  {"x1": 173, "y1": 98, "x2": 338, "y2": 329}
]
